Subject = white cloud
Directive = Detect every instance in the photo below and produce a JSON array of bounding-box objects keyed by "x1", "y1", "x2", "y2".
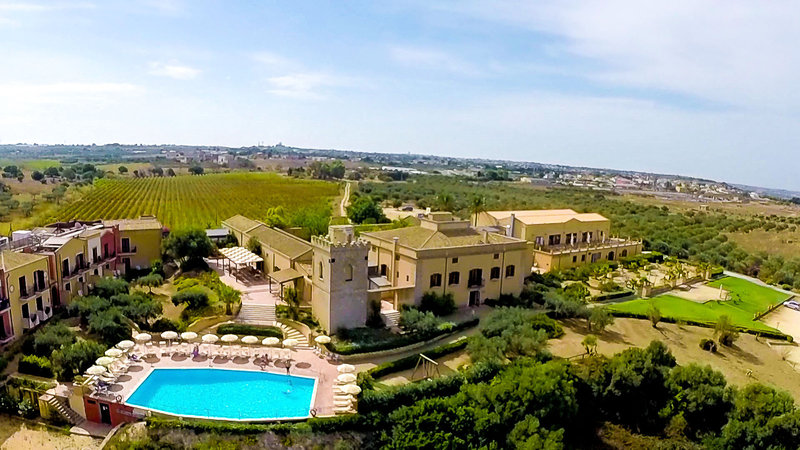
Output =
[
  {"x1": 437, "y1": 0, "x2": 800, "y2": 110},
  {"x1": 390, "y1": 46, "x2": 479, "y2": 75},
  {"x1": 148, "y1": 62, "x2": 200, "y2": 80},
  {"x1": 266, "y1": 72, "x2": 347, "y2": 100}
]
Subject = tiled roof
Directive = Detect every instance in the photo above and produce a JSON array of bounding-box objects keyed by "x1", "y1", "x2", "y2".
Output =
[
  {"x1": 486, "y1": 209, "x2": 608, "y2": 225},
  {"x1": 248, "y1": 225, "x2": 313, "y2": 260},
  {"x1": 362, "y1": 226, "x2": 518, "y2": 250},
  {"x1": 222, "y1": 215, "x2": 262, "y2": 233},
  {"x1": 1, "y1": 250, "x2": 46, "y2": 271}
]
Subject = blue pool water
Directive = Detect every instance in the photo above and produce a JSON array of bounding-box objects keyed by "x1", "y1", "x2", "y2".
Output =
[{"x1": 126, "y1": 368, "x2": 316, "y2": 420}]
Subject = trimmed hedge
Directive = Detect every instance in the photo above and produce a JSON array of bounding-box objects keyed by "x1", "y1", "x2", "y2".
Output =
[
  {"x1": 359, "y1": 360, "x2": 502, "y2": 415},
  {"x1": 610, "y1": 310, "x2": 792, "y2": 341},
  {"x1": 216, "y1": 323, "x2": 283, "y2": 338},
  {"x1": 18, "y1": 354, "x2": 54, "y2": 378},
  {"x1": 146, "y1": 417, "x2": 303, "y2": 435},
  {"x1": 593, "y1": 290, "x2": 635, "y2": 302},
  {"x1": 327, "y1": 318, "x2": 479, "y2": 355}
]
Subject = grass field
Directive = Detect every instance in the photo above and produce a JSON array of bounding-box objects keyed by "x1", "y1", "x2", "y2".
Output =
[
  {"x1": 52, "y1": 172, "x2": 340, "y2": 229},
  {"x1": 607, "y1": 276, "x2": 790, "y2": 334},
  {"x1": 0, "y1": 159, "x2": 60, "y2": 171},
  {"x1": 727, "y1": 229, "x2": 800, "y2": 258}
]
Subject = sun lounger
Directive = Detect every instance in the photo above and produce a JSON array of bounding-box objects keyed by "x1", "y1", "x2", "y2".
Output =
[{"x1": 334, "y1": 406, "x2": 356, "y2": 415}]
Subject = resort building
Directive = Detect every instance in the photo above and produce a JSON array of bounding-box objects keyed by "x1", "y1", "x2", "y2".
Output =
[
  {"x1": 360, "y1": 212, "x2": 533, "y2": 310},
  {"x1": 0, "y1": 250, "x2": 54, "y2": 342},
  {"x1": 474, "y1": 209, "x2": 642, "y2": 272},
  {"x1": 103, "y1": 216, "x2": 164, "y2": 274}
]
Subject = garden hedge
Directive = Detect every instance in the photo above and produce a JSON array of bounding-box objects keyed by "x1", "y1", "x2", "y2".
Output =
[
  {"x1": 18, "y1": 355, "x2": 54, "y2": 378},
  {"x1": 361, "y1": 339, "x2": 469, "y2": 384},
  {"x1": 216, "y1": 324, "x2": 283, "y2": 338},
  {"x1": 593, "y1": 290, "x2": 635, "y2": 302},
  {"x1": 327, "y1": 318, "x2": 479, "y2": 355}
]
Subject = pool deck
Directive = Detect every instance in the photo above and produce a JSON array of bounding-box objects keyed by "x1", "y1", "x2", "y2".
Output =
[{"x1": 87, "y1": 345, "x2": 343, "y2": 418}]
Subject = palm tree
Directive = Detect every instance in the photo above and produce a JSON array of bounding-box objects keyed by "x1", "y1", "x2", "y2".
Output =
[
  {"x1": 283, "y1": 286, "x2": 302, "y2": 321},
  {"x1": 468, "y1": 195, "x2": 486, "y2": 226},
  {"x1": 436, "y1": 193, "x2": 455, "y2": 212}
]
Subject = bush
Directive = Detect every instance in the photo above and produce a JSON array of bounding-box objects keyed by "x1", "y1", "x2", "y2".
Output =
[
  {"x1": 28, "y1": 323, "x2": 76, "y2": 357},
  {"x1": 329, "y1": 318, "x2": 479, "y2": 355},
  {"x1": 52, "y1": 340, "x2": 106, "y2": 381},
  {"x1": 360, "y1": 339, "x2": 469, "y2": 387},
  {"x1": 400, "y1": 309, "x2": 447, "y2": 335},
  {"x1": 18, "y1": 355, "x2": 54, "y2": 378},
  {"x1": 419, "y1": 292, "x2": 456, "y2": 317},
  {"x1": 88, "y1": 308, "x2": 131, "y2": 346},
  {"x1": 171, "y1": 287, "x2": 210, "y2": 310},
  {"x1": 17, "y1": 399, "x2": 37, "y2": 419},
  {"x1": 593, "y1": 290, "x2": 634, "y2": 302},
  {"x1": 699, "y1": 338, "x2": 718, "y2": 353},
  {"x1": 92, "y1": 277, "x2": 130, "y2": 299},
  {"x1": 216, "y1": 324, "x2": 283, "y2": 338},
  {"x1": 599, "y1": 280, "x2": 620, "y2": 292},
  {"x1": 143, "y1": 317, "x2": 185, "y2": 333}
]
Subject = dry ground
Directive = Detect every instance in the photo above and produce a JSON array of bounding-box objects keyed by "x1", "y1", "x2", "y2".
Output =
[
  {"x1": 549, "y1": 317, "x2": 800, "y2": 400},
  {"x1": 761, "y1": 306, "x2": 800, "y2": 370},
  {"x1": 377, "y1": 350, "x2": 471, "y2": 386},
  {"x1": 669, "y1": 283, "x2": 726, "y2": 302},
  {"x1": 727, "y1": 229, "x2": 800, "y2": 259},
  {"x1": 0, "y1": 418, "x2": 99, "y2": 450},
  {"x1": 623, "y1": 193, "x2": 800, "y2": 218}
]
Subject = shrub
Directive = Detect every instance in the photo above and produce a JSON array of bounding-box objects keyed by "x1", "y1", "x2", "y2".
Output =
[
  {"x1": 18, "y1": 355, "x2": 54, "y2": 378},
  {"x1": 29, "y1": 323, "x2": 76, "y2": 357},
  {"x1": 419, "y1": 292, "x2": 456, "y2": 316},
  {"x1": 171, "y1": 287, "x2": 210, "y2": 310},
  {"x1": 17, "y1": 399, "x2": 37, "y2": 419},
  {"x1": 216, "y1": 324, "x2": 283, "y2": 338},
  {"x1": 400, "y1": 309, "x2": 446, "y2": 335},
  {"x1": 360, "y1": 339, "x2": 469, "y2": 387},
  {"x1": 88, "y1": 308, "x2": 131, "y2": 346},
  {"x1": 52, "y1": 340, "x2": 106, "y2": 381},
  {"x1": 699, "y1": 338, "x2": 718, "y2": 353},
  {"x1": 329, "y1": 319, "x2": 478, "y2": 355},
  {"x1": 599, "y1": 280, "x2": 620, "y2": 292},
  {"x1": 144, "y1": 317, "x2": 185, "y2": 333}
]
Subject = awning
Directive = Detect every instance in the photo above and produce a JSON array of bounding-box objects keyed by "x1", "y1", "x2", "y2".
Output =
[
  {"x1": 270, "y1": 268, "x2": 303, "y2": 284},
  {"x1": 219, "y1": 246, "x2": 263, "y2": 265}
]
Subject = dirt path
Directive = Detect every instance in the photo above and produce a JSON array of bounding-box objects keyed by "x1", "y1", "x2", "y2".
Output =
[
  {"x1": 550, "y1": 317, "x2": 800, "y2": 400},
  {"x1": 0, "y1": 418, "x2": 99, "y2": 450},
  {"x1": 339, "y1": 181, "x2": 351, "y2": 217}
]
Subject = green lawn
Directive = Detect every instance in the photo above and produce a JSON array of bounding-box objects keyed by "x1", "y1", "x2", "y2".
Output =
[{"x1": 608, "y1": 276, "x2": 790, "y2": 334}]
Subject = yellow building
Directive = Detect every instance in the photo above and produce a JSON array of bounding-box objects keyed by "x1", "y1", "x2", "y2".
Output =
[
  {"x1": 475, "y1": 209, "x2": 642, "y2": 272},
  {"x1": 103, "y1": 216, "x2": 163, "y2": 274},
  {"x1": 361, "y1": 212, "x2": 533, "y2": 310},
  {"x1": 0, "y1": 250, "x2": 53, "y2": 341}
]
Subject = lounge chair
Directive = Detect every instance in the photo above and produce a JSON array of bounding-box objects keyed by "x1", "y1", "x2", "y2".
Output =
[{"x1": 334, "y1": 406, "x2": 356, "y2": 415}]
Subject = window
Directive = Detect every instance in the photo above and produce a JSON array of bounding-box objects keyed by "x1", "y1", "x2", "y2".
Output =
[
  {"x1": 581, "y1": 254, "x2": 586, "y2": 262},
  {"x1": 65, "y1": 283, "x2": 71, "y2": 291},
  {"x1": 535, "y1": 236, "x2": 544, "y2": 246},
  {"x1": 572, "y1": 256, "x2": 577, "y2": 263},
  {"x1": 448, "y1": 271, "x2": 460, "y2": 285},
  {"x1": 121, "y1": 238, "x2": 131, "y2": 253},
  {"x1": 505, "y1": 265, "x2": 515, "y2": 277},
  {"x1": 548, "y1": 235, "x2": 561, "y2": 246},
  {"x1": 468, "y1": 269, "x2": 482, "y2": 287},
  {"x1": 318, "y1": 261, "x2": 323, "y2": 280},
  {"x1": 621, "y1": 249, "x2": 628, "y2": 257},
  {"x1": 345, "y1": 264, "x2": 353, "y2": 282},
  {"x1": 380, "y1": 264, "x2": 388, "y2": 277},
  {"x1": 18, "y1": 276, "x2": 27, "y2": 297},
  {"x1": 607, "y1": 251, "x2": 615, "y2": 261},
  {"x1": 452, "y1": 257, "x2": 458, "y2": 264},
  {"x1": 490, "y1": 267, "x2": 500, "y2": 279},
  {"x1": 62, "y1": 259, "x2": 70, "y2": 278},
  {"x1": 430, "y1": 273, "x2": 442, "y2": 287},
  {"x1": 493, "y1": 253, "x2": 499, "y2": 259}
]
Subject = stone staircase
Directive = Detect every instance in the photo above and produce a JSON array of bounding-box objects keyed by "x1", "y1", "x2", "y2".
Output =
[
  {"x1": 41, "y1": 394, "x2": 84, "y2": 426},
  {"x1": 277, "y1": 322, "x2": 313, "y2": 349},
  {"x1": 237, "y1": 303, "x2": 276, "y2": 325},
  {"x1": 381, "y1": 309, "x2": 401, "y2": 329}
]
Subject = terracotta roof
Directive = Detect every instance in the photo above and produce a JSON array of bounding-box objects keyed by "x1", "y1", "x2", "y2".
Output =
[
  {"x1": 222, "y1": 215, "x2": 262, "y2": 233},
  {"x1": 485, "y1": 209, "x2": 608, "y2": 225},
  {"x1": 362, "y1": 226, "x2": 518, "y2": 250},
  {"x1": 1, "y1": 250, "x2": 47, "y2": 271}
]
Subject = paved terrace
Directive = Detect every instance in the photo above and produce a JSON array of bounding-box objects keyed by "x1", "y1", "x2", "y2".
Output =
[{"x1": 87, "y1": 344, "x2": 343, "y2": 419}]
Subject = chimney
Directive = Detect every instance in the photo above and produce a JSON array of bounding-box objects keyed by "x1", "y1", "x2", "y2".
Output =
[
  {"x1": 483, "y1": 230, "x2": 489, "y2": 243},
  {"x1": 508, "y1": 213, "x2": 516, "y2": 237}
]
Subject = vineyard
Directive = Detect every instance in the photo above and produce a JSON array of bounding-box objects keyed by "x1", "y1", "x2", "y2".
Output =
[{"x1": 52, "y1": 172, "x2": 340, "y2": 229}]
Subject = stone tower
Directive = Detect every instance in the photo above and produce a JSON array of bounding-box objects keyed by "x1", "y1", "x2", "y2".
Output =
[{"x1": 310, "y1": 225, "x2": 369, "y2": 333}]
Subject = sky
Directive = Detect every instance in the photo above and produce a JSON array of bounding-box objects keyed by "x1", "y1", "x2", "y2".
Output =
[{"x1": 1, "y1": 1, "x2": 799, "y2": 190}]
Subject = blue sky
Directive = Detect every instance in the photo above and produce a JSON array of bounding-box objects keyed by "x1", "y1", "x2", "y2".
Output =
[{"x1": 1, "y1": 1, "x2": 799, "y2": 190}]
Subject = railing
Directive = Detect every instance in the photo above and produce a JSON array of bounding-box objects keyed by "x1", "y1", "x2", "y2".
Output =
[
  {"x1": 120, "y1": 246, "x2": 137, "y2": 254},
  {"x1": 467, "y1": 278, "x2": 485, "y2": 288},
  {"x1": 104, "y1": 252, "x2": 116, "y2": 260},
  {"x1": 534, "y1": 238, "x2": 642, "y2": 254}
]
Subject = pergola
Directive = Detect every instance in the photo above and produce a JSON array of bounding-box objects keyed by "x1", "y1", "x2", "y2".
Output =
[
  {"x1": 267, "y1": 267, "x2": 304, "y2": 298},
  {"x1": 218, "y1": 246, "x2": 263, "y2": 274}
]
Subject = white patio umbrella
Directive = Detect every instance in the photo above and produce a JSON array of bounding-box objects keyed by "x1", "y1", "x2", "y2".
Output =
[
  {"x1": 180, "y1": 332, "x2": 198, "y2": 341},
  {"x1": 314, "y1": 335, "x2": 331, "y2": 344},
  {"x1": 134, "y1": 333, "x2": 152, "y2": 342},
  {"x1": 161, "y1": 331, "x2": 178, "y2": 345},
  {"x1": 337, "y1": 364, "x2": 356, "y2": 374},
  {"x1": 221, "y1": 334, "x2": 238, "y2": 343},
  {"x1": 201, "y1": 334, "x2": 219, "y2": 343},
  {"x1": 282, "y1": 338, "x2": 298, "y2": 349},
  {"x1": 340, "y1": 384, "x2": 362, "y2": 395},
  {"x1": 241, "y1": 336, "x2": 259, "y2": 344},
  {"x1": 86, "y1": 365, "x2": 107, "y2": 376},
  {"x1": 95, "y1": 356, "x2": 115, "y2": 367},
  {"x1": 337, "y1": 373, "x2": 357, "y2": 384},
  {"x1": 116, "y1": 340, "x2": 135, "y2": 350},
  {"x1": 105, "y1": 348, "x2": 123, "y2": 358},
  {"x1": 262, "y1": 337, "x2": 280, "y2": 346}
]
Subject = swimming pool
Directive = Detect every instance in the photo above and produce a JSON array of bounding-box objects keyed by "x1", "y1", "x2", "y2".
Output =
[{"x1": 125, "y1": 368, "x2": 317, "y2": 420}]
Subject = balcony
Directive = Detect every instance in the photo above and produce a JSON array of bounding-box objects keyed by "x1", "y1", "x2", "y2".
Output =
[
  {"x1": 18, "y1": 288, "x2": 36, "y2": 302},
  {"x1": 37, "y1": 306, "x2": 52, "y2": 322},
  {"x1": 533, "y1": 238, "x2": 642, "y2": 255},
  {"x1": 119, "y1": 246, "x2": 137, "y2": 255},
  {"x1": 0, "y1": 298, "x2": 9, "y2": 312},
  {"x1": 467, "y1": 278, "x2": 485, "y2": 288},
  {"x1": 103, "y1": 252, "x2": 116, "y2": 261},
  {"x1": 22, "y1": 315, "x2": 39, "y2": 330}
]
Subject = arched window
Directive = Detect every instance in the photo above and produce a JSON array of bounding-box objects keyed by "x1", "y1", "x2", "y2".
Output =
[
  {"x1": 430, "y1": 273, "x2": 442, "y2": 288},
  {"x1": 607, "y1": 251, "x2": 615, "y2": 261},
  {"x1": 345, "y1": 264, "x2": 353, "y2": 281},
  {"x1": 318, "y1": 261, "x2": 324, "y2": 280},
  {"x1": 621, "y1": 249, "x2": 628, "y2": 257}
]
